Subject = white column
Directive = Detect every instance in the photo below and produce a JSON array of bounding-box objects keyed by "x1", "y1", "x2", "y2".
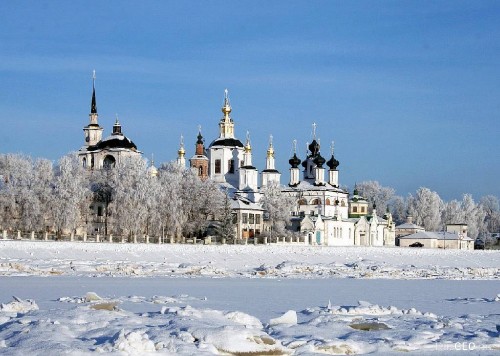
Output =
[{"x1": 289, "y1": 167, "x2": 300, "y2": 186}]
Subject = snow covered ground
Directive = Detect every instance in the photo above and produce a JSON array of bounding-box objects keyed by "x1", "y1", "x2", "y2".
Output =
[
  {"x1": 0, "y1": 241, "x2": 499, "y2": 355},
  {"x1": 0, "y1": 240, "x2": 498, "y2": 279}
]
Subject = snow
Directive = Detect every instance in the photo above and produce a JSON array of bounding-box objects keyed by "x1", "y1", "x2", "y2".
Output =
[
  {"x1": 269, "y1": 310, "x2": 298, "y2": 326},
  {"x1": 0, "y1": 240, "x2": 498, "y2": 279},
  {"x1": 0, "y1": 241, "x2": 499, "y2": 355}
]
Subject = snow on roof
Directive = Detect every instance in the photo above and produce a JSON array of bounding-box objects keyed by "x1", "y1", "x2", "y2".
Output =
[
  {"x1": 399, "y1": 231, "x2": 473, "y2": 241},
  {"x1": 396, "y1": 223, "x2": 425, "y2": 230},
  {"x1": 283, "y1": 180, "x2": 347, "y2": 193},
  {"x1": 230, "y1": 196, "x2": 263, "y2": 211}
]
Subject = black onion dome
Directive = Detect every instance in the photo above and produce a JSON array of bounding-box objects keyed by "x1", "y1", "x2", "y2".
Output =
[
  {"x1": 90, "y1": 136, "x2": 138, "y2": 151},
  {"x1": 308, "y1": 140, "x2": 320, "y2": 155},
  {"x1": 327, "y1": 154, "x2": 340, "y2": 170},
  {"x1": 197, "y1": 132, "x2": 204, "y2": 144},
  {"x1": 209, "y1": 138, "x2": 244, "y2": 148},
  {"x1": 313, "y1": 153, "x2": 326, "y2": 167},
  {"x1": 289, "y1": 153, "x2": 301, "y2": 168}
]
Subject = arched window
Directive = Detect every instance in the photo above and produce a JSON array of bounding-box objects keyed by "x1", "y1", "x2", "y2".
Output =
[
  {"x1": 199, "y1": 166, "x2": 203, "y2": 175},
  {"x1": 82, "y1": 157, "x2": 87, "y2": 168},
  {"x1": 311, "y1": 198, "x2": 321, "y2": 205},
  {"x1": 298, "y1": 199, "x2": 307, "y2": 205},
  {"x1": 341, "y1": 200, "x2": 346, "y2": 207},
  {"x1": 325, "y1": 198, "x2": 331, "y2": 205},
  {"x1": 103, "y1": 155, "x2": 116, "y2": 169}
]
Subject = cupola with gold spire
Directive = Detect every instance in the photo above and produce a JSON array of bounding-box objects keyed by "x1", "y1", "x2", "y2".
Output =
[
  {"x1": 242, "y1": 131, "x2": 253, "y2": 167},
  {"x1": 147, "y1": 154, "x2": 158, "y2": 178},
  {"x1": 238, "y1": 131, "x2": 258, "y2": 190},
  {"x1": 208, "y1": 89, "x2": 244, "y2": 186},
  {"x1": 219, "y1": 89, "x2": 235, "y2": 139},
  {"x1": 261, "y1": 134, "x2": 281, "y2": 187},
  {"x1": 177, "y1": 135, "x2": 186, "y2": 168}
]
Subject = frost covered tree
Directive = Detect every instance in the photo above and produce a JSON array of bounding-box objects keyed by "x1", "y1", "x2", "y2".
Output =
[
  {"x1": 216, "y1": 189, "x2": 236, "y2": 242},
  {"x1": 182, "y1": 174, "x2": 225, "y2": 239},
  {"x1": 32, "y1": 158, "x2": 54, "y2": 233},
  {"x1": 260, "y1": 182, "x2": 295, "y2": 239},
  {"x1": 89, "y1": 167, "x2": 116, "y2": 236},
  {"x1": 480, "y1": 195, "x2": 500, "y2": 234},
  {"x1": 356, "y1": 181, "x2": 395, "y2": 215},
  {"x1": 108, "y1": 156, "x2": 150, "y2": 240},
  {"x1": 442, "y1": 199, "x2": 463, "y2": 225},
  {"x1": 154, "y1": 163, "x2": 185, "y2": 241},
  {"x1": 0, "y1": 154, "x2": 55, "y2": 235},
  {"x1": 389, "y1": 195, "x2": 407, "y2": 225},
  {"x1": 51, "y1": 153, "x2": 90, "y2": 238},
  {"x1": 0, "y1": 154, "x2": 36, "y2": 232},
  {"x1": 459, "y1": 194, "x2": 486, "y2": 239},
  {"x1": 407, "y1": 187, "x2": 443, "y2": 231}
]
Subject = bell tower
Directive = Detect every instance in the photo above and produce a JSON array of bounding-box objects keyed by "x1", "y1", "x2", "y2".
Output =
[
  {"x1": 189, "y1": 126, "x2": 209, "y2": 180},
  {"x1": 83, "y1": 70, "x2": 103, "y2": 147}
]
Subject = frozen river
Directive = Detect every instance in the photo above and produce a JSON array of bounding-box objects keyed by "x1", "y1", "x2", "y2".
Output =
[{"x1": 1, "y1": 276, "x2": 498, "y2": 321}]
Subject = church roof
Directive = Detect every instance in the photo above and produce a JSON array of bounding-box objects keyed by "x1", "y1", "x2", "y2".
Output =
[
  {"x1": 190, "y1": 154, "x2": 209, "y2": 161},
  {"x1": 230, "y1": 196, "x2": 264, "y2": 211},
  {"x1": 209, "y1": 137, "x2": 244, "y2": 148},
  {"x1": 399, "y1": 231, "x2": 473, "y2": 241},
  {"x1": 396, "y1": 222, "x2": 425, "y2": 230},
  {"x1": 88, "y1": 134, "x2": 138, "y2": 151},
  {"x1": 283, "y1": 180, "x2": 347, "y2": 193}
]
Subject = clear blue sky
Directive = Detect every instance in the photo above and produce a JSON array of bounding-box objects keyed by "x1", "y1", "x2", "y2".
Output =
[{"x1": 1, "y1": 1, "x2": 499, "y2": 201}]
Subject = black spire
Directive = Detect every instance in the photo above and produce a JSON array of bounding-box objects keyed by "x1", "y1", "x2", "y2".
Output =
[{"x1": 91, "y1": 70, "x2": 97, "y2": 114}]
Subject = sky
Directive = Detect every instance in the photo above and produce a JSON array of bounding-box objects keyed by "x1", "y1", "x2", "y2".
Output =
[{"x1": 0, "y1": 1, "x2": 499, "y2": 201}]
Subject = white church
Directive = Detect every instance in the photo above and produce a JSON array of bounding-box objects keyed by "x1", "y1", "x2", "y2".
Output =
[
  {"x1": 78, "y1": 74, "x2": 395, "y2": 246},
  {"x1": 174, "y1": 89, "x2": 396, "y2": 246}
]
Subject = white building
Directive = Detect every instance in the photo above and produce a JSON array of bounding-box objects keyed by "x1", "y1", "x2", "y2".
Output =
[
  {"x1": 78, "y1": 72, "x2": 141, "y2": 170},
  {"x1": 181, "y1": 90, "x2": 395, "y2": 246},
  {"x1": 399, "y1": 224, "x2": 473, "y2": 250},
  {"x1": 77, "y1": 72, "x2": 142, "y2": 235},
  {"x1": 282, "y1": 135, "x2": 395, "y2": 246}
]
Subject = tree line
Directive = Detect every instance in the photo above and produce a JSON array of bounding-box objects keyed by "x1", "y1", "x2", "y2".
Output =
[
  {"x1": 0, "y1": 153, "x2": 227, "y2": 241},
  {"x1": 1, "y1": 153, "x2": 499, "y2": 243},
  {"x1": 355, "y1": 181, "x2": 500, "y2": 241}
]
